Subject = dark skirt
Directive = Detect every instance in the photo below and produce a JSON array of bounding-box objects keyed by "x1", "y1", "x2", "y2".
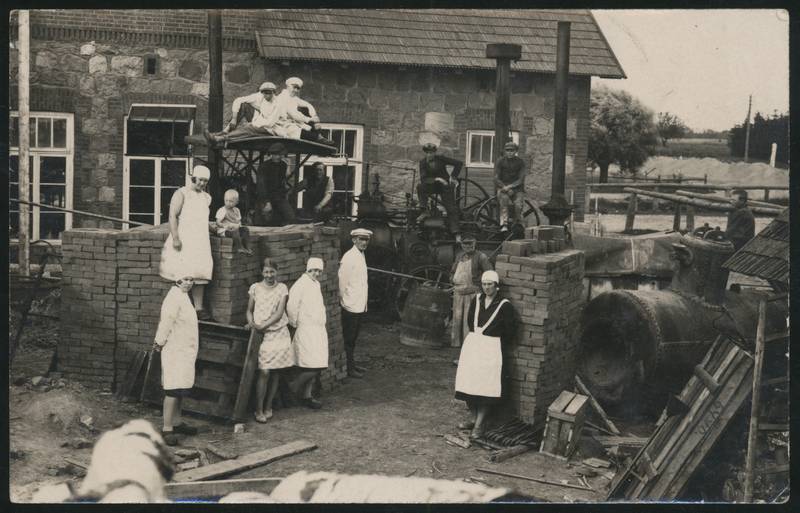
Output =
[{"x1": 454, "y1": 390, "x2": 502, "y2": 406}]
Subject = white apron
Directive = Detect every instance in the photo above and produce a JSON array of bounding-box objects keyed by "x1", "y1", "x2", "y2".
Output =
[
  {"x1": 287, "y1": 274, "x2": 329, "y2": 369},
  {"x1": 154, "y1": 287, "x2": 199, "y2": 390},
  {"x1": 159, "y1": 187, "x2": 213, "y2": 283},
  {"x1": 454, "y1": 297, "x2": 508, "y2": 398}
]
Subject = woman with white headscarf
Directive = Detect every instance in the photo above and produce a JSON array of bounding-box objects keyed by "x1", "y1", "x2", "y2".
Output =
[
  {"x1": 287, "y1": 257, "x2": 329, "y2": 409},
  {"x1": 159, "y1": 165, "x2": 214, "y2": 321},
  {"x1": 454, "y1": 270, "x2": 516, "y2": 439}
]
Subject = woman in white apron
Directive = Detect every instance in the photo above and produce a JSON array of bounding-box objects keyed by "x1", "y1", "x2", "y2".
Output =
[
  {"x1": 287, "y1": 257, "x2": 328, "y2": 410},
  {"x1": 153, "y1": 276, "x2": 200, "y2": 446},
  {"x1": 454, "y1": 270, "x2": 515, "y2": 439},
  {"x1": 159, "y1": 165, "x2": 214, "y2": 321}
]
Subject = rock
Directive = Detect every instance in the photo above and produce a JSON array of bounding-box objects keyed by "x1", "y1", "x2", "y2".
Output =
[
  {"x1": 178, "y1": 59, "x2": 205, "y2": 81},
  {"x1": 97, "y1": 153, "x2": 116, "y2": 170},
  {"x1": 174, "y1": 449, "x2": 200, "y2": 458},
  {"x1": 35, "y1": 51, "x2": 58, "y2": 69},
  {"x1": 31, "y1": 376, "x2": 48, "y2": 386},
  {"x1": 233, "y1": 423, "x2": 246, "y2": 434},
  {"x1": 224, "y1": 63, "x2": 250, "y2": 84},
  {"x1": 80, "y1": 42, "x2": 96, "y2": 56},
  {"x1": 61, "y1": 54, "x2": 88, "y2": 73},
  {"x1": 424, "y1": 112, "x2": 455, "y2": 134},
  {"x1": 98, "y1": 186, "x2": 115, "y2": 203},
  {"x1": 79, "y1": 415, "x2": 94, "y2": 429},
  {"x1": 191, "y1": 82, "x2": 209, "y2": 99},
  {"x1": 88, "y1": 55, "x2": 107, "y2": 74},
  {"x1": 177, "y1": 459, "x2": 201, "y2": 471},
  {"x1": 110, "y1": 55, "x2": 143, "y2": 77}
]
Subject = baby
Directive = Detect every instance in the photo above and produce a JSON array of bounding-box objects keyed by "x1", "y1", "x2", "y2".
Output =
[{"x1": 214, "y1": 189, "x2": 253, "y2": 255}]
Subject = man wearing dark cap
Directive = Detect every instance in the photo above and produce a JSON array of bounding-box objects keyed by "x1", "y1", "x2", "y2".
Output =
[
  {"x1": 253, "y1": 143, "x2": 297, "y2": 226},
  {"x1": 205, "y1": 82, "x2": 282, "y2": 146},
  {"x1": 494, "y1": 141, "x2": 527, "y2": 232},
  {"x1": 726, "y1": 189, "x2": 755, "y2": 250},
  {"x1": 417, "y1": 143, "x2": 464, "y2": 241},
  {"x1": 449, "y1": 233, "x2": 493, "y2": 348}
]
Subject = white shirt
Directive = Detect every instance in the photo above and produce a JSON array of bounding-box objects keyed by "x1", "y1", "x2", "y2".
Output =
[
  {"x1": 276, "y1": 89, "x2": 316, "y2": 128},
  {"x1": 338, "y1": 245, "x2": 369, "y2": 313},
  {"x1": 231, "y1": 92, "x2": 280, "y2": 129}
]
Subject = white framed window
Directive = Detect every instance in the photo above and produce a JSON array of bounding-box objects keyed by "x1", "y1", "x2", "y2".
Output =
[
  {"x1": 298, "y1": 123, "x2": 364, "y2": 217},
  {"x1": 466, "y1": 130, "x2": 520, "y2": 168},
  {"x1": 122, "y1": 104, "x2": 195, "y2": 228},
  {"x1": 9, "y1": 112, "x2": 74, "y2": 241}
]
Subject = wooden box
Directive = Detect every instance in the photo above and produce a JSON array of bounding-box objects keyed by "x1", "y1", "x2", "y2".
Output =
[{"x1": 539, "y1": 391, "x2": 589, "y2": 459}]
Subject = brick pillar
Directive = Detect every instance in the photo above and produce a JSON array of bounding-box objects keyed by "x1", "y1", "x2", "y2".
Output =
[
  {"x1": 207, "y1": 236, "x2": 261, "y2": 325},
  {"x1": 495, "y1": 249, "x2": 585, "y2": 426},
  {"x1": 59, "y1": 229, "x2": 120, "y2": 389}
]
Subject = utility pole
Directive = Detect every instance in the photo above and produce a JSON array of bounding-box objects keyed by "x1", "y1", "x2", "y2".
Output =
[
  {"x1": 207, "y1": 10, "x2": 224, "y2": 211},
  {"x1": 18, "y1": 10, "x2": 31, "y2": 277},
  {"x1": 743, "y1": 94, "x2": 752, "y2": 162},
  {"x1": 486, "y1": 43, "x2": 521, "y2": 168}
]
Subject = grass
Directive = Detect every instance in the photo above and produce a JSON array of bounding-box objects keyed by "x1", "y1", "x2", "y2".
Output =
[{"x1": 654, "y1": 138, "x2": 732, "y2": 160}]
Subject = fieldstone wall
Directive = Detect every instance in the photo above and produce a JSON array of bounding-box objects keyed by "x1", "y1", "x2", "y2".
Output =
[
  {"x1": 494, "y1": 249, "x2": 586, "y2": 426},
  {"x1": 59, "y1": 224, "x2": 346, "y2": 392}
]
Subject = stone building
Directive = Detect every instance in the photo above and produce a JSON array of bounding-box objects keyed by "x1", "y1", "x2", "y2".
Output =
[{"x1": 9, "y1": 9, "x2": 624, "y2": 243}]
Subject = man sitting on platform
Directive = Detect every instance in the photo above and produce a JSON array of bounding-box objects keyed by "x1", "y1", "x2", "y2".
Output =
[
  {"x1": 416, "y1": 143, "x2": 464, "y2": 242},
  {"x1": 254, "y1": 143, "x2": 297, "y2": 226},
  {"x1": 275, "y1": 77, "x2": 334, "y2": 146},
  {"x1": 296, "y1": 162, "x2": 334, "y2": 223},
  {"x1": 205, "y1": 82, "x2": 282, "y2": 146}
]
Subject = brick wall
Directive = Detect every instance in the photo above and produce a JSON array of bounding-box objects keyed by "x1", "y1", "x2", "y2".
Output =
[
  {"x1": 494, "y1": 249, "x2": 586, "y2": 426},
  {"x1": 59, "y1": 224, "x2": 346, "y2": 392}
]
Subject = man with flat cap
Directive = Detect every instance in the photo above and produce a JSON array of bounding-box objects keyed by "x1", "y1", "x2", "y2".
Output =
[
  {"x1": 338, "y1": 227, "x2": 372, "y2": 378},
  {"x1": 205, "y1": 82, "x2": 283, "y2": 145},
  {"x1": 253, "y1": 142, "x2": 297, "y2": 226},
  {"x1": 417, "y1": 143, "x2": 464, "y2": 241},
  {"x1": 494, "y1": 141, "x2": 527, "y2": 232}
]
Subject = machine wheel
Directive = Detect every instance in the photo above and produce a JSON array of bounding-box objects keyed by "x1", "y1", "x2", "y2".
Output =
[
  {"x1": 472, "y1": 197, "x2": 544, "y2": 231},
  {"x1": 393, "y1": 264, "x2": 451, "y2": 320},
  {"x1": 455, "y1": 178, "x2": 491, "y2": 218}
]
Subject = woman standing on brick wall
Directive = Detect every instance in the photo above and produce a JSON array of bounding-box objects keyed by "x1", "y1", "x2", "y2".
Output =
[
  {"x1": 454, "y1": 270, "x2": 516, "y2": 439},
  {"x1": 159, "y1": 165, "x2": 214, "y2": 321},
  {"x1": 153, "y1": 276, "x2": 200, "y2": 446},
  {"x1": 247, "y1": 258, "x2": 294, "y2": 423}
]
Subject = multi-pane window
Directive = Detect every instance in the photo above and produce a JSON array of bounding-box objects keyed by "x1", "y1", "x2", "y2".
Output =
[
  {"x1": 300, "y1": 124, "x2": 363, "y2": 216},
  {"x1": 123, "y1": 104, "x2": 195, "y2": 227},
  {"x1": 9, "y1": 112, "x2": 73, "y2": 240},
  {"x1": 466, "y1": 130, "x2": 520, "y2": 167}
]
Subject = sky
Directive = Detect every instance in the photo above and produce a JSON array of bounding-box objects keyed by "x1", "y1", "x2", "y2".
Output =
[{"x1": 591, "y1": 9, "x2": 790, "y2": 132}]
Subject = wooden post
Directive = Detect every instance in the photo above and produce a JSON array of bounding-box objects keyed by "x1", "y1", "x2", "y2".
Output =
[
  {"x1": 17, "y1": 10, "x2": 31, "y2": 277},
  {"x1": 207, "y1": 10, "x2": 224, "y2": 211},
  {"x1": 686, "y1": 206, "x2": 695, "y2": 232},
  {"x1": 624, "y1": 192, "x2": 638, "y2": 232},
  {"x1": 769, "y1": 143, "x2": 777, "y2": 167},
  {"x1": 651, "y1": 186, "x2": 660, "y2": 212},
  {"x1": 672, "y1": 203, "x2": 682, "y2": 231},
  {"x1": 764, "y1": 188, "x2": 770, "y2": 202},
  {"x1": 743, "y1": 94, "x2": 752, "y2": 162},
  {"x1": 743, "y1": 300, "x2": 767, "y2": 502}
]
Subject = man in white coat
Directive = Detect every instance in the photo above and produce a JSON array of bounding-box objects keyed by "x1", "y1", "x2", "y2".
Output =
[
  {"x1": 275, "y1": 77, "x2": 334, "y2": 145},
  {"x1": 338, "y1": 228, "x2": 371, "y2": 378},
  {"x1": 287, "y1": 257, "x2": 328, "y2": 409}
]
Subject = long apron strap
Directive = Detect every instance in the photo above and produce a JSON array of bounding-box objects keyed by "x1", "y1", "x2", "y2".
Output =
[{"x1": 474, "y1": 297, "x2": 509, "y2": 334}]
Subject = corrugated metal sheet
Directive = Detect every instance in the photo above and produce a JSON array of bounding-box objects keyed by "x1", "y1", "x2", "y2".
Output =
[
  {"x1": 722, "y1": 208, "x2": 789, "y2": 283},
  {"x1": 254, "y1": 9, "x2": 626, "y2": 78}
]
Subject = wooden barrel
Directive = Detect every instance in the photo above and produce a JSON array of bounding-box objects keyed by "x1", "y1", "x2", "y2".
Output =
[{"x1": 398, "y1": 284, "x2": 451, "y2": 349}]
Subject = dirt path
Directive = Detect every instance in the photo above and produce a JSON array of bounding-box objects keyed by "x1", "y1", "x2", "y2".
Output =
[{"x1": 10, "y1": 317, "x2": 610, "y2": 503}]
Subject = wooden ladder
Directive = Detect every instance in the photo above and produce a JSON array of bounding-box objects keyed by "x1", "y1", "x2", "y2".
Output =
[{"x1": 743, "y1": 293, "x2": 789, "y2": 502}]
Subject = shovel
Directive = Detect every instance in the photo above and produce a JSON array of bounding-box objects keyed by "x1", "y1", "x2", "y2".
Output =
[{"x1": 140, "y1": 350, "x2": 154, "y2": 403}]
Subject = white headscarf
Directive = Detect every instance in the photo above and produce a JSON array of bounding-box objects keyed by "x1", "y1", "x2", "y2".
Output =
[
  {"x1": 481, "y1": 270, "x2": 500, "y2": 284},
  {"x1": 307, "y1": 257, "x2": 324, "y2": 271}
]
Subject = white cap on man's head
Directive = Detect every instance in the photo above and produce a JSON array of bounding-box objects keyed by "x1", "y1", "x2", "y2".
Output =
[
  {"x1": 306, "y1": 257, "x2": 324, "y2": 271},
  {"x1": 286, "y1": 77, "x2": 303, "y2": 88},
  {"x1": 192, "y1": 165, "x2": 211, "y2": 179},
  {"x1": 481, "y1": 270, "x2": 500, "y2": 284},
  {"x1": 350, "y1": 228, "x2": 373, "y2": 238}
]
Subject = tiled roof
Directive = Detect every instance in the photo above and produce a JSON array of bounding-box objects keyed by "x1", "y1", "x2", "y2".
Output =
[
  {"x1": 254, "y1": 9, "x2": 625, "y2": 78},
  {"x1": 722, "y1": 208, "x2": 789, "y2": 284}
]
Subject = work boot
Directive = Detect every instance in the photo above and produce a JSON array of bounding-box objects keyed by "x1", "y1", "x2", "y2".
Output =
[
  {"x1": 172, "y1": 422, "x2": 198, "y2": 436},
  {"x1": 302, "y1": 397, "x2": 323, "y2": 410},
  {"x1": 161, "y1": 430, "x2": 179, "y2": 446},
  {"x1": 316, "y1": 134, "x2": 335, "y2": 146}
]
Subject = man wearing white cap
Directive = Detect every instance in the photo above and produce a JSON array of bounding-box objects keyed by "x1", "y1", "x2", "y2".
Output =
[
  {"x1": 159, "y1": 165, "x2": 214, "y2": 320},
  {"x1": 276, "y1": 77, "x2": 334, "y2": 146},
  {"x1": 205, "y1": 82, "x2": 283, "y2": 145},
  {"x1": 287, "y1": 257, "x2": 329, "y2": 409},
  {"x1": 454, "y1": 270, "x2": 516, "y2": 439},
  {"x1": 338, "y1": 228, "x2": 372, "y2": 378}
]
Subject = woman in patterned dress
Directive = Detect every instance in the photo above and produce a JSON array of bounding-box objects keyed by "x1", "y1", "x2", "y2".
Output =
[{"x1": 247, "y1": 258, "x2": 294, "y2": 423}]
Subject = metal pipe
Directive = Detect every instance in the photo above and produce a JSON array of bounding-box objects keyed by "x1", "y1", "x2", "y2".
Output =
[
  {"x1": 486, "y1": 43, "x2": 522, "y2": 174},
  {"x1": 366, "y1": 266, "x2": 451, "y2": 285},
  {"x1": 552, "y1": 21, "x2": 570, "y2": 201},
  {"x1": 11, "y1": 198, "x2": 152, "y2": 227}
]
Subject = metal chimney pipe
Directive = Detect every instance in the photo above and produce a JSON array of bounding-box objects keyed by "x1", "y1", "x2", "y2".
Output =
[
  {"x1": 486, "y1": 43, "x2": 521, "y2": 166},
  {"x1": 540, "y1": 21, "x2": 573, "y2": 228}
]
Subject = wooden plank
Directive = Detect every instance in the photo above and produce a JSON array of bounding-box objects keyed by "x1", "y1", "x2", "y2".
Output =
[
  {"x1": 548, "y1": 390, "x2": 575, "y2": 413},
  {"x1": 173, "y1": 440, "x2": 317, "y2": 483},
  {"x1": 744, "y1": 300, "x2": 767, "y2": 501},
  {"x1": 593, "y1": 436, "x2": 647, "y2": 447},
  {"x1": 692, "y1": 365, "x2": 720, "y2": 393},
  {"x1": 194, "y1": 375, "x2": 240, "y2": 395},
  {"x1": 564, "y1": 394, "x2": 588, "y2": 416},
  {"x1": 575, "y1": 375, "x2": 620, "y2": 435},
  {"x1": 624, "y1": 192, "x2": 638, "y2": 231},
  {"x1": 232, "y1": 329, "x2": 262, "y2": 422},
  {"x1": 117, "y1": 350, "x2": 147, "y2": 398},
  {"x1": 165, "y1": 477, "x2": 282, "y2": 501},
  {"x1": 757, "y1": 423, "x2": 789, "y2": 431}
]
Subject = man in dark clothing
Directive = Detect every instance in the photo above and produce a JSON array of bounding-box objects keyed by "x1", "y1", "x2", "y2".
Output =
[
  {"x1": 297, "y1": 162, "x2": 334, "y2": 222},
  {"x1": 416, "y1": 143, "x2": 463, "y2": 240},
  {"x1": 254, "y1": 143, "x2": 297, "y2": 226},
  {"x1": 726, "y1": 189, "x2": 755, "y2": 250},
  {"x1": 493, "y1": 141, "x2": 527, "y2": 232}
]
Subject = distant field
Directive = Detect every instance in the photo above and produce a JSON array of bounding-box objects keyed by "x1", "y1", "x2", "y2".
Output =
[{"x1": 654, "y1": 138, "x2": 731, "y2": 160}]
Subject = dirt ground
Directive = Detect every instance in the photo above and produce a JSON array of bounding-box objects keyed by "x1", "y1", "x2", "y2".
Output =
[{"x1": 9, "y1": 306, "x2": 617, "y2": 503}]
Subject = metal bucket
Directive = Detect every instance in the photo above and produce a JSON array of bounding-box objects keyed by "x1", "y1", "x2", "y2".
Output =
[{"x1": 398, "y1": 284, "x2": 451, "y2": 349}]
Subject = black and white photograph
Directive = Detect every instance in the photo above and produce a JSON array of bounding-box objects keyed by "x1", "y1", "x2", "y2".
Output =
[{"x1": 7, "y1": 8, "x2": 790, "y2": 504}]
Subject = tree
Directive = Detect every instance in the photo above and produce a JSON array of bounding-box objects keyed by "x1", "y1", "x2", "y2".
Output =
[
  {"x1": 656, "y1": 112, "x2": 688, "y2": 146},
  {"x1": 588, "y1": 86, "x2": 658, "y2": 183},
  {"x1": 728, "y1": 111, "x2": 788, "y2": 165}
]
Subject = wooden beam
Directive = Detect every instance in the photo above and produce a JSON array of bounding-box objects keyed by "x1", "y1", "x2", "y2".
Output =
[
  {"x1": 232, "y1": 329, "x2": 261, "y2": 421},
  {"x1": 575, "y1": 375, "x2": 621, "y2": 435},
  {"x1": 623, "y1": 188, "x2": 782, "y2": 216},
  {"x1": 744, "y1": 300, "x2": 767, "y2": 501},
  {"x1": 165, "y1": 477, "x2": 283, "y2": 500},
  {"x1": 624, "y1": 192, "x2": 638, "y2": 232},
  {"x1": 673, "y1": 190, "x2": 783, "y2": 210},
  {"x1": 173, "y1": 440, "x2": 317, "y2": 483}
]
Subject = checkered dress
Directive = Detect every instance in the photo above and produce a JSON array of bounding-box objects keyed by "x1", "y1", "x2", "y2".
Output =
[{"x1": 249, "y1": 282, "x2": 294, "y2": 370}]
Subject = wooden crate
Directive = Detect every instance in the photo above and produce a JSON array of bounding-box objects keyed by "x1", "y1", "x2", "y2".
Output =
[
  {"x1": 143, "y1": 321, "x2": 260, "y2": 421},
  {"x1": 539, "y1": 391, "x2": 589, "y2": 459}
]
